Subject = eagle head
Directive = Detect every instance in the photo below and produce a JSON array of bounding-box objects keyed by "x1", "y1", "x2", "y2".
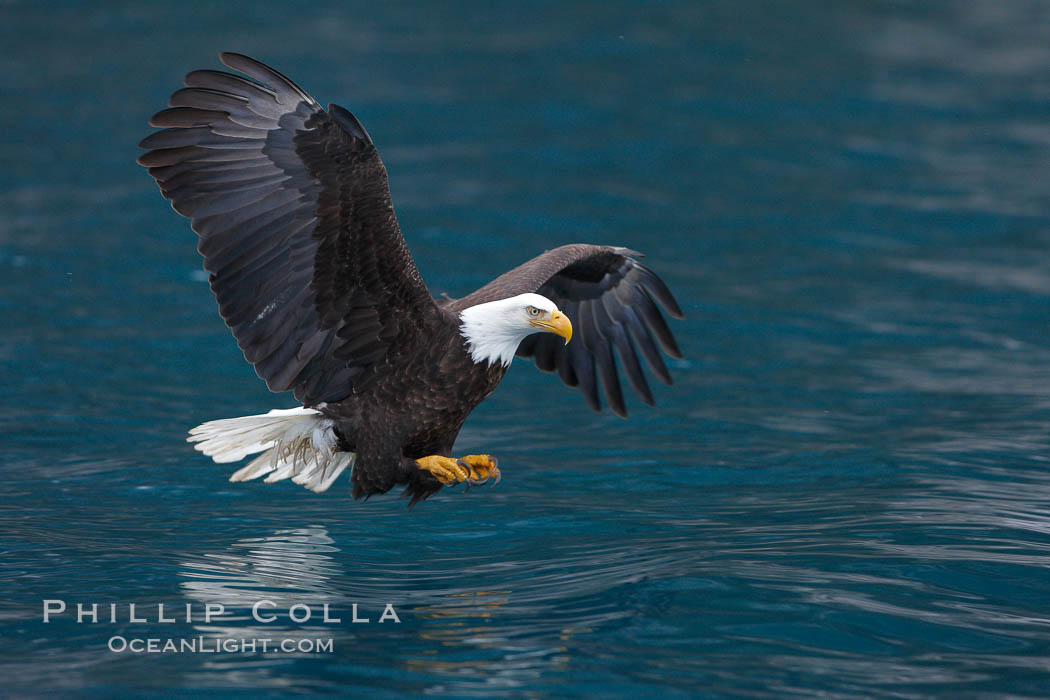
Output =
[{"x1": 459, "y1": 293, "x2": 573, "y2": 367}]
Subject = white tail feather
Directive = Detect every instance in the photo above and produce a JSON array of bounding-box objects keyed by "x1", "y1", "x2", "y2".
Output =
[{"x1": 187, "y1": 407, "x2": 353, "y2": 494}]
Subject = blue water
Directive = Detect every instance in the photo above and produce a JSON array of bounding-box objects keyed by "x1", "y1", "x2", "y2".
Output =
[{"x1": 4, "y1": 1, "x2": 1050, "y2": 696}]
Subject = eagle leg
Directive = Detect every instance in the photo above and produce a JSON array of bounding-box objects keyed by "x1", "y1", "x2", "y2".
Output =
[{"x1": 414, "y1": 454, "x2": 501, "y2": 487}]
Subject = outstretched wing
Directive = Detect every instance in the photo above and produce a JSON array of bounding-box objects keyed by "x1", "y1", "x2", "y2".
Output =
[
  {"x1": 139, "y1": 53, "x2": 444, "y2": 405},
  {"x1": 444, "y1": 244, "x2": 683, "y2": 417}
]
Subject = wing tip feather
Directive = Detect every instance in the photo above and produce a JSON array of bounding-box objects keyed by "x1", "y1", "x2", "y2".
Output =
[{"x1": 218, "y1": 51, "x2": 317, "y2": 106}]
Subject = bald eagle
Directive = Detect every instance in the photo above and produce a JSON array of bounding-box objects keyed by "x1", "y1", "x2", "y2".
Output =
[{"x1": 139, "y1": 53, "x2": 683, "y2": 504}]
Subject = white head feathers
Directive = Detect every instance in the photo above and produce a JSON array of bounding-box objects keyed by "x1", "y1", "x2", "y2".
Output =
[{"x1": 459, "y1": 293, "x2": 562, "y2": 366}]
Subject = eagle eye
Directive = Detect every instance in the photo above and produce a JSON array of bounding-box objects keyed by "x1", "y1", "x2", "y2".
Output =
[{"x1": 526, "y1": 306, "x2": 541, "y2": 317}]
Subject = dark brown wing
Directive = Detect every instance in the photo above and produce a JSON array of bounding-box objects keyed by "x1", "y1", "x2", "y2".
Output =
[
  {"x1": 139, "y1": 53, "x2": 445, "y2": 405},
  {"x1": 444, "y1": 244, "x2": 683, "y2": 417}
]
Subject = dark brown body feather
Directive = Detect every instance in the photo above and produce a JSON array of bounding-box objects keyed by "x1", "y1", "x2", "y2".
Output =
[
  {"x1": 139, "y1": 54, "x2": 682, "y2": 503},
  {"x1": 322, "y1": 332, "x2": 507, "y2": 503}
]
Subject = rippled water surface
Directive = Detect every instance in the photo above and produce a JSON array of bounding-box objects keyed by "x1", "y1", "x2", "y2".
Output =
[{"x1": 4, "y1": 1, "x2": 1050, "y2": 696}]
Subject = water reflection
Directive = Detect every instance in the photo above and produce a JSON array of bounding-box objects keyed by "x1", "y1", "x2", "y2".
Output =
[
  {"x1": 170, "y1": 462, "x2": 1050, "y2": 692},
  {"x1": 179, "y1": 527, "x2": 344, "y2": 651},
  {"x1": 175, "y1": 526, "x2": 693, "y2": 691}
]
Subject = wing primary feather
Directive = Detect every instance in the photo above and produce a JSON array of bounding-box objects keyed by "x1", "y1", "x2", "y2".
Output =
[
  {"x1": 533, "y1": 334, "x2": 558, "y2": 372},
  {"x1": 169, "y1": 86, "x2": 249, "y2": 108},
  {"x1": 160, "y1": 162, "x2": 284, "y2": 189},
  {"x1": 207, "y1": 121, "x2": 273, "y2": 140},
  {"x1": 139, "y1": 127, "x2": 259, "y2": 150},
  {"x1": 554, "y1": 339, "x2": 577, "y2": 386},
  {"x1": 623, "y1": 305, "x2": 672, "y2": 385},
  {"x1": 185, "y1": 68, "x2": 278, "y2": 96},
  {"x1": 634, "y1": 288, "x2": 683, "y2": 359},
  {"x1": 567, "y1": 323, "x2": 600, "y2": 411},
  {"x1": 137, "y1": 145, "x2": 262, "y2": 167},
  {"x1": 169, "y1": 88, "x2": 275, "y2": 129},
  {"x1": 580, "y1": 299, "x2": 626, "y2": 417},
  {"x1": 517, "y1": 334, "x2": 538, "y2": 357},
  {"x1": 555, "y1": 300, "x2": 580, "y2": 387},
  {"x1": 149, "y1": 107, "x2": 231, "y2": 128},
  {"x1": 147, "y1": 156, "x2": 272, "y2": 181},
  {"x1": 635, "y1": 263, "x2": 685, "y2": 319},
  {"x1": 166, "y1": 169, "x2": 287, "y2": 198},
  {"x1": 598, "y1": 295, "x2": 654, "y2": 405},
  {"x1": 219, "y1": 52, "x2": 318, "y2": 107}
]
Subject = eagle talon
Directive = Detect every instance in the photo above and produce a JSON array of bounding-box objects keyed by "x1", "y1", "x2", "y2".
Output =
[
  {"x1": 456, "y1": 460, "x2": 472, "y2": 489},
  {"x1": 459, "y1": 454, "x2": 501, "y2": 486}
]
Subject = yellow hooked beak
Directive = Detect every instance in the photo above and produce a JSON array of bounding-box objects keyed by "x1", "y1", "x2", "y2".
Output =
[{"x1": 530, "y1": 310, "x2": 573, "y2": 345}]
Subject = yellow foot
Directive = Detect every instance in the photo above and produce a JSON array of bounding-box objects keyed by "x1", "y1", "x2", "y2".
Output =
[
  {"x1": 415, "y1": 454, "x2": 501, "y2": 487},
  {"x1": 459, "y1": 454, "x2": 501, "y2": 485},
  {"x1": 416, "y1": 455, "x2": 470, "y2": 485}
]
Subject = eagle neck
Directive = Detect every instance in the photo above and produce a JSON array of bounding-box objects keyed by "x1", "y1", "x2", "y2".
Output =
[{"x1": 458, "y1": 301, "x2": 527, "y2": 367}]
